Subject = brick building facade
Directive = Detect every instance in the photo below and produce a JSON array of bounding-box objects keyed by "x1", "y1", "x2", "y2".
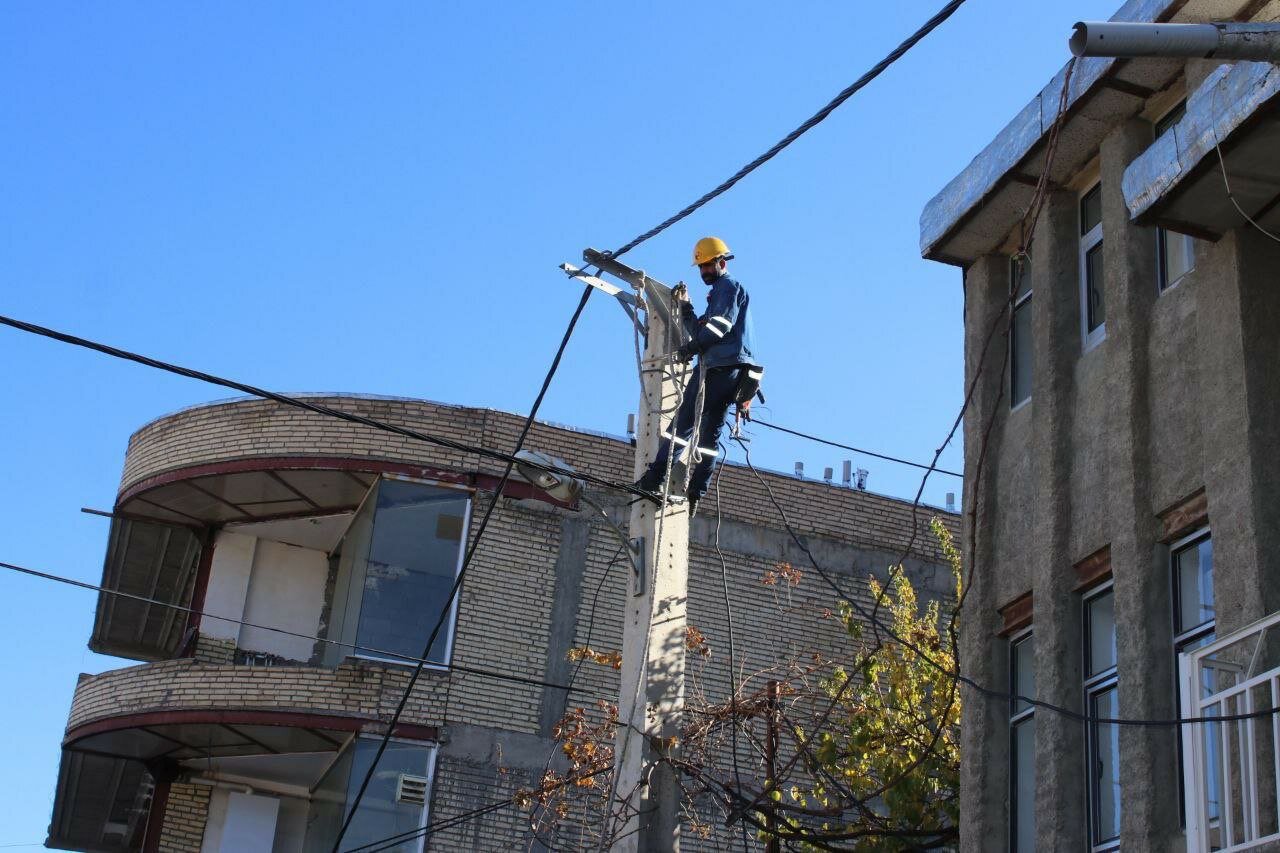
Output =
[{"x1": 46, "y1": 394, "x2": 958, "y2": 851}]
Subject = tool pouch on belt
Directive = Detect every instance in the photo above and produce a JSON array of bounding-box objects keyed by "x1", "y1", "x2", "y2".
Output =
[{"x1": 734, "y1": 365, "x2": 765, "y2": 405}]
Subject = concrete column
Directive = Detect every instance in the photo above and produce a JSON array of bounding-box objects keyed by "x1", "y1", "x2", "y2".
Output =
[
  {"x1": 1028, "y1": 190, "x2": 1087, "y2": 853},
  {"x1": 1194, "y1": 230, "x2": 1267, "y2": 635},
  {"x1": 539, "y1": 516, "x2": 591, "y2": 735},
  {"x1": 1100, "y1": 118, "x2": 1182, "y2": 850},
  {"x1": 956, "y1": 255, "x2": 1012, "y2": 853},
  {"x1": 1201, "y1": 226, "x2": 1280, "y2": 633}
]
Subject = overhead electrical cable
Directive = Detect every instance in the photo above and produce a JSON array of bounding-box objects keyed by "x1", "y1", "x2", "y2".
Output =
[
  {"x1": 331, "y1": 284, "x2": 596, "y2": 851},
  {"x1": 0, "y1": 559, "x2": 587, "y2": 696},
  {"x1": 729, "y1": 437, "x2": 1280, "y2": 728},
  {"x1": 607, "y1": 0, "x2": 969, "y2": 260},
  {"x1": 0, "y1": 312, "x2": 654, "y2": 503},
  {"x1": 749, "y1": 417, "x2": 963, "y2": 479}
]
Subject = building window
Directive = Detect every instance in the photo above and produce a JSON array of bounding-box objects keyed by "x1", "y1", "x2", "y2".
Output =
[
  {"x1": 324, "y1": 477, "x2": 470, "y2": 668},
  {"x1": 1079, "y1": 184, "x2": 1106, "y2": 349},
  {"x1": 1010, "y1": 255, "x2": 1033, "y2": 409},
  {"x1": 304, "y1": 736, "x2": 437, "y2": 852},
  {"x1": 1084, "y1": 582, "x2": 1120, "y2": 851},
  {"x1": 1155, "y1": 103, "x2": 1196, "y2": 292},
  {"x1": 1173, "y1": 529, "x2": 1217, "y2": 824},
  {"x1": 1010, "y1": 630, "x2": 1036, "y2": 852}
]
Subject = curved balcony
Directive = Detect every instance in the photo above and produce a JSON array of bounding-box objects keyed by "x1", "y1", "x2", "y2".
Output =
[{"x1": 51, "y1": 658, "x2": 442, "y2": 852}]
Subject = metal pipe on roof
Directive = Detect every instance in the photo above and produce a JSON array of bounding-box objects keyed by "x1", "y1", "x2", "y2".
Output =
[{"x1": 1070, "y1": 21, "x2": 1280, "y2": 62}]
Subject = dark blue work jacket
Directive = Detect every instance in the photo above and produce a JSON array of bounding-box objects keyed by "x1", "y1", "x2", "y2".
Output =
[{"x1": 683, "y1": 274, "x2": 760, "y2": 369}]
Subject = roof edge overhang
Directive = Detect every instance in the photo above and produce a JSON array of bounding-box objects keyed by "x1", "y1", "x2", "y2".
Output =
[
  {"x1": 1123, "y1": 59, "x2": 1280, "y2": 231},
  {"x1": 919, "y1": 0, "x2": 1187, "y2": 267},
  {"x1": 64, "y1": 708, "x2": 439, "y2": 756}
]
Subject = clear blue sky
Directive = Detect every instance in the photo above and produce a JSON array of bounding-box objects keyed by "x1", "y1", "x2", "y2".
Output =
[{"x1": 0, "y1": 2, "x2": 1118, "y2": 846}]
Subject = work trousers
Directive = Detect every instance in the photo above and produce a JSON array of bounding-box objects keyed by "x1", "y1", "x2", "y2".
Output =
[{"x1": 642, "y1": 364, "x2": 744, "y2": 502}]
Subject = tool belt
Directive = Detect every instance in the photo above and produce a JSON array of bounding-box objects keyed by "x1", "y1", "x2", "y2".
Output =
[{"x1": 734, "y1": 365, "x2": 765, "y2": 406}]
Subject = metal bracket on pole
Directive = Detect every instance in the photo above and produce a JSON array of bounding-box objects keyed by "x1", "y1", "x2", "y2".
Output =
[
  {"x1": 560, "y1": 262, "x2": 640, "y2": 327},
  {"x1": 629, "y1": 536, "x2": 645, "y2": 596},
  {"x1": 582, "y1": 248, "x2": 677, "y2": 328}
]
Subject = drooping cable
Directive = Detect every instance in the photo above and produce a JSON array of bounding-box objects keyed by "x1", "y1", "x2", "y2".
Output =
[
  {"x1": 0, "y1": 312, "x2": 657, "y2": 503},
  {"x1": 748, "y1": 417, "x2": 963, "y2": 479},
  {"x1": 710, "y1": 447, "x2": 752, "y2": 853},
  {"x1": 0, "y1": 559, "x2": 586, "y2": 695},
  {"x1": 729, "y1": 436, "x2": 1280, "y2": 728},
  {"x1": 607, "y1": 0, "x2": 968, "y2": 260},
  {"x1": 331, "y1": 284, "x2": 595, "y2": 851}
]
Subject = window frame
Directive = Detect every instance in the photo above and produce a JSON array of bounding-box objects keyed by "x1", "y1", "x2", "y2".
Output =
[
  {"x1": 1171, "y1": 527, "x2": 1216, "y2": 828},
  {"x1": 305, "y1": 734, "x2": 438, "y2": 853},
  {"x1": 1009, "y1": 255, "x2": 1033, "y2": 411},
  {"x1": 1079, "y1": 183, "x2": 1106, "y2": 351},
  {"x1": 1009, "y1": 628, "x2": 1036, "y2": 852},
  {"x1": 327, "y1": 475, "x2": 472, "y2": 671},
  {"x1": 1154, "y1": 102, "x2": 1196, "y2": 293},
  {"x1": 1083, "y1": 580, "x2": 1120, "y2": 852}
]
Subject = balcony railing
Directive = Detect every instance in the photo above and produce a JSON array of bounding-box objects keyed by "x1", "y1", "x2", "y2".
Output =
[{"x1": 1181, "y1": 610, "x2": 1280, "y2": 852}]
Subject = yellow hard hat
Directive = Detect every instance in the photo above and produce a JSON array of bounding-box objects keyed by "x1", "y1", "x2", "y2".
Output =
[{"x1": 692, "y1": 236, "x2": 732, "y2": 266}]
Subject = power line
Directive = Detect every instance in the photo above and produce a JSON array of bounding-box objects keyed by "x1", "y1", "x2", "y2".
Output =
[
  {"x1": 341, "y1": 767, "x2": 611, "y2": 853},
  {"x1": 748, "y1": 417, "x2": 963, "y2": 479},
  {"x1": 729, "y1": 437, "x2": 1280, "y2": 728},
  {"x1": 607, "y1": 0, "x2": 969, "y2": 260},
  {"x1": 332, "y1": 284, "x2": 595, "y2": 851},
  {"x1": 0, "y1": 559, "x2": 587, "y2": 697},
  {"x1": 0, "y1": 312, "x2": 655, "y2": 504}
]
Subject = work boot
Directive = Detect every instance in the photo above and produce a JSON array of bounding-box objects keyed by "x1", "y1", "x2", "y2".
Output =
[{"x1": 635, "y1": 467, "x2": 664, "y2": 501}]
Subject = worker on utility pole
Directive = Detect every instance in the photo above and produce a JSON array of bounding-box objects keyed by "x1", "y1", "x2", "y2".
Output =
[{"x1": 636, "y1": 236, "x2": 762, "y2": 514}]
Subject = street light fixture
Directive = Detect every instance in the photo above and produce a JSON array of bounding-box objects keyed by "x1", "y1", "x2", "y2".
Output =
[{"x1": 513, "y1": 450, "x2": 645, "y2": 589}]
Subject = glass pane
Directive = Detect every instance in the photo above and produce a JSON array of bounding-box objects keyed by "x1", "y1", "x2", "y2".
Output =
[
  {"x1": 1091, "y1": 687, "x2": 1121, "y2": 844},
  {"x1": 1011, "y1": 255, "x2": 1032, "y2": 301},
  {"x1": 303, "y1": 744, "x2": 355, "y2": 852},
  {"x1": 1011, "y1": 299, "x2": 1033, "y2": 407},
  {"x1": 359, "y1": 480, "x2": 469, "y2": 664},
  {"x1": 1012, "y1": 635, "x2": 1036, "y2": 714},
  {"x1": 1175, "y1": 536, "x2": 1214, "y2": 634},
  {"x1": 1155, "y1": 101, "x2": 1187, "y2": 137},
  {"x1": 1081, "y1": 185, "x2": 1103, "y2": 234},
  {"x1": 324, "y1": 489, "x2": 379, "y2": 668},
  {"x1": 1161, "y1": 228, "x2": 1196, "y2": 290},
  {"x1": 1086, "y1": 244, "x2": 1105, "y2": 333},
  {"x1": 1012, "y1": 718, "x2": 1036, "y2": 852},
  {"x1": 1087, "y1": 591, "x2": 1116, "y2": 677},
  {"x1": 342, "y1": 739, "x2": 433, "y2": 852}
]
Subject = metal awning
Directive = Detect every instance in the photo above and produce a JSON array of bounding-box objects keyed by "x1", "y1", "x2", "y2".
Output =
[
  {"x1": 1122, "y1": 61, "x2": 1280, "y2": 237},
  {"x1": 46, "y1": 751, "x2": 152, "y2": 853},
  {"x1": 90, "y1": 518, "x2": 202, "y2": 661},
  {"x1": 116, "y1": 460, "x2": 379, "y2": 528},
  {"x1": 65, "y1": 711, "x2": 349, "y2": 763}
]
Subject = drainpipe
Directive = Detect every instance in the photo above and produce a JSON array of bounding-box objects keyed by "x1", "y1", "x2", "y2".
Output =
[{"x1": 1070, "y1": 21, "x2": 1280, "y2": 61}]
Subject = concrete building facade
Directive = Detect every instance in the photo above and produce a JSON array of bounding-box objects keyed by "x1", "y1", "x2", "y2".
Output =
[
  {"x1": 45, "y1": 394, "x2": 958, "y2": 852},
  {"x1": 920, "y1": 1, "x2": 1280, "y2": 851}
]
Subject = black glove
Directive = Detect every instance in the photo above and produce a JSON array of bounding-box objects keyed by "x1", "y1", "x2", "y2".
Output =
[{"x1": 675, "y1": 343, "x2": 697, "y2": 362}]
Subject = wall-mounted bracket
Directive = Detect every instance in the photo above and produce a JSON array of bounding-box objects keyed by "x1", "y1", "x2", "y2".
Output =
[{"x1": 629, "y1": 536, "x2": 645, "y2": 597}]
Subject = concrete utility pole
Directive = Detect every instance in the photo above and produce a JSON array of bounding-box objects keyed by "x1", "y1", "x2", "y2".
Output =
[{"x1": 565, "y1": 249, "x2": 691, "y2": 851}]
